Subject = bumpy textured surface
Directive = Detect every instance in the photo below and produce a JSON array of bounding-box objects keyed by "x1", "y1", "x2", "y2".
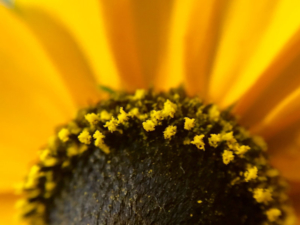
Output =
[
  {"x1": 18, "y1": 88, "x2": 293, "y2": 225},
  {"x1": 49, "y1": 140, "x2": 265, "y2": 225}
]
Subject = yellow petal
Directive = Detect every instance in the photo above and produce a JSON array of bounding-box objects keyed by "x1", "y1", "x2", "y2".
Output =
[
  {"x1": 251, "y1": 87, "x2": 300, "y2": 139},
  {"x1": 209, "y1": 0, "x2": 300, "y2": 107},
  {"x1": 234, "y1": 29, "x2": 300, "y2": 128},
  {"x1": 0, "y1": 193, "x2": 26, "y2": 225},
  {"x1": 128, "y1": 0, "x2": 175, "y2": 89},
  {"x1": 16, "y1": 0, "x2": 121, "y2": 90},
  {"x1": 99, "y1": 0, "x2": 145, "y2": 91},
  {"x1": 266, "y1": 118, "x2": 300, "y2": 181},
  {"x1": 173, "y1": 0, "x2": 228, "y2": 98},
  {"x1": 156, "y1": 0, "x2": 205, "y2": 92},
  {"x1": 15, "y1": 6, "x2": 102, "y2": 106},
  {"x1": 102, "y1": 0, "x2": 176, "y2": 91},
  {"x1": 0, "y1": 5, "x2": 75, "y2": 192}
]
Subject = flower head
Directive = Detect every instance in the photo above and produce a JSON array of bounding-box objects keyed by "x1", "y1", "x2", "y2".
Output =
[{"x1": 0, "y1": 1, "x2": 300, "y2": 224}]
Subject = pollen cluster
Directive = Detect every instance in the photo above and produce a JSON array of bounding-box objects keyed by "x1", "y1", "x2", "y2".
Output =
[{"x1": 17, "y1": 88, "x2": 294, "y2": 225}]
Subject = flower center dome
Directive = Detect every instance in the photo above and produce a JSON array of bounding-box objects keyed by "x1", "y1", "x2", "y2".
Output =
[{"x1": 18, "y1": 88, "x2": 294, "y2": 225}]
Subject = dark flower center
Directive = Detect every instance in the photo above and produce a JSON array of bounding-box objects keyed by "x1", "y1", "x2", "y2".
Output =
[{"x1": 18, "y1": 88, "x2": 294, "y2": 225}]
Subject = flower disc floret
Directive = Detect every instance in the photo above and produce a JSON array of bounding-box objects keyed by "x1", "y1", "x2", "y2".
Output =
[
  {"x1": 143, "y1": 119, "x2": 155, "y2": 131},
  {"x1": 18, "y1": 88, "x2": 293, "y2": 225},
  {"x1": 191, "y1": 135, "x2": 205, "y2": 150},
  {"x1": 104, "y1": 117, "x2": 119, "y2": 132},
  {"x1": 164, "y1": 125, "x2": 177, "y2": 139}
]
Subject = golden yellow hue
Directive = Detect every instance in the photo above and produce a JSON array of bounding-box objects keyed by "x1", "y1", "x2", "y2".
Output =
[
  {"x1": 0, "y1": 0, "x2": 300, "y2": 224},
  {"x1": 222, "y1": 150, "x2": 234, "y2": 165},
  {"x1": 163, "y1": 125, "x2": 177, "y2": 140},
  {"x1": 184, "y1": 117, "x2": 195, "y2": 131},
  {"x1": 253, "y1": 188, "x2": 273, "y2": 204},
  {"x1": 190, "y1": 135, "x2": 205, "y2": 150}
]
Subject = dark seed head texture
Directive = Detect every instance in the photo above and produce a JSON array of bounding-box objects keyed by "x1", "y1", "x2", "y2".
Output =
[{"x1": 17, "y1": 88, "x2": 295, "y2": 225}]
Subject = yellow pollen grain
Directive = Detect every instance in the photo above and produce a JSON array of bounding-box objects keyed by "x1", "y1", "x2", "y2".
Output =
[
  {"x1": 94, "y1": 130, "x2": 105, "y2": 147},
  {"x1": 58, "y1": 128, "x2": 70, "y2": 142},
  {"x1": 99, "y1": 143, "x2": 110, "y2": 154},
  {"x1": 138, "y1": 114, "x2": 148, "y2": 121},
  {"x1": 118, "y1": 107, "x2": 128, "y2": 124},
  {"x1": 133, "y1": 89, "x2": 146, "y2": 100},
  {"x1": 208, "y1": 134, "x2": 221, "y2": 148},
  {"x1": 235, "y1": 145, "x2": 250, "y2": 155},
  {"x1": 28, "y1": 165, "x2": 40, "y2": 178},
  {"x1": 244, "y1": 166, "x2": 258, "y2": 182},
  {"x1": 221, "y1": 132, "x2": 234, "y2": 141},
  {"x1": 78, "y1": 130, "x2": 92, "y2": 144},
  {"x1": 100, "y1": 110, "x2": 112, "y2": 121},
  {"x1": 253, "y1": 136, "x2": 268, "y2": 151},
  {"x1": 222, "y1": 150, "x2": 234, "y2": 165},
  {"x1": 104, "y1": 117, "x2": 119, "y2": 132},
  {"x1": 67, "y1": 145, "x2": 79, "y2": 157},
  {"x1": 191, "y1": 135, "x2": 205, "y2": 150},
  {"x1": 253, "y1": 188, "x2": 272, "y2": 204},
  {"x1": 39, "y1": 150, "x2": 58, "y2": 167},
  {"x1": 45, "y1": 182, "x2": 56, "y2": 192},
  {"x1": 43, "y1": 158, "x2": 58, "y2": 167},
  {"x1": 208, "y1": 105, "x2": 220, "y2": 122},
  {"x1": 24, "y1": 165, "x2": 40, "y2": 189},
  {"x1": 266, "y1": 208, "x2": 281, "y2": 222},
  {"x1": 151, "y1": 110, "x2": 163, "y2": 121},
  {"x1": 143, "y1": 119, "x2": 156, "y2": 132},
  {"x1": 85, "y1": 113, "x2": 99, "y2": 126},
  {"x1": 129, "y1": 108, "x2": 139, "y2": 117},
  {"x1": 184, "y1": 117, "x2": 195, "y2": 130},
  {"x1": 78, "y1": 144, "x2": 88, "y2": 154},
  {"x1": 68, "y1": 121, "x2": 81, "y2": 135},
  {"x1": 197, "y1": 200, "x2": 202, "y2": 203},
  {"x1": 164, "y1": 125, "x2": 177, "y2": 139},
  {"x1": 162, "y1": 100, "x2": 177, "y2": 118}
]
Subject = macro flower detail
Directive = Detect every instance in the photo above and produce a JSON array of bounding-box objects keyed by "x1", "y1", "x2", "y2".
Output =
[
  {"x1": 16, "y1": 89, "x2": 295, "y2": 224},
  {"x1": 1, "y1": 0, "x2": 300, "y2": 224}
]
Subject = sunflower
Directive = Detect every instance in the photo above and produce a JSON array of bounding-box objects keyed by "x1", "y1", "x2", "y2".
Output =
[{"x1": 1, "y1": 0, "x2": 300, "y2": 224}]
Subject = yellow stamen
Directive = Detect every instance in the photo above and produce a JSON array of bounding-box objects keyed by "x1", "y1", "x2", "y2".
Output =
[
  {"x1": 208, "y1": 134, "x2": 221, "y2": 148},
  {"x1": 78, "y1": 130, "x2": 91, "y2": 144},
  {"x1": 143, "y1": 119, "x2": 156, "y2": 132},
  {"x1": 67, "y1": 145, "x2": 79, "y2": 157},
  {"x1": 85, "y1": 113, "x2": 99, "y2": 126},
  {"x1": 266, "y1": 208, "x2": 281, "y2": 222},
  {"x1": 45, "y1": 182, "x2": 56, "y2": 192},
  {"x1": 184, "y1": 117, "x2": 195, "y2": 130},
  {"x1": 235, "y1": 145, "x2": 250, "y2": 155},
  {"x1": 118, "y1": 107, "x2": 128, "y2": 124},
  {"x1": 164, "y1": 125, "x2": 177, "y2": 139},
  {"x1": 151, "y1": 110, "x2": 163, "y2": 121},
  {"x1": 129, "y1": 108, "x2": 139, "y2": 117},
  {"x1": 99, "y1": 143, "x2": 110, "y2": 154},
  {"x1": 24, "y1": 165, "x2": 41, "y2": 189},
  {"x1": 100, "y1": 110, "x2": 112, "y2": 121},
  {"x1": 244, "y1": 166, "x2": 258, "y2": 182},
  {"x1": 162, "y1": 100, "x2": 177, "y2": 118},
  {"x1": 68, "y1": 121, "x2": 81, "y2": 135},
  {"x1": 253, "y1": 188, "x2": 272, "y2": 204},
  {"x1": 221, "y1": 132, "x2": 234, "y2": 141},
  {"x1": 39, "y1": 149, "x2": 58, "y2": 167},
  {"x1": 208, "y1": 105, "x2": 220, "y2": 122},
  {"x1": 133, "y1": 89, "x2": 146, "y2": 100},
  {"x1": 104, "y1": 117, "x2": 118, "y2": 132},
  {"x1": 58, "y1": 128, "x2": 70, "y2": 142},
  {"x1": 93, "y1": 130, "x2": 105, "y2": 147},
  {"x1": 222, "y1": 150, "x2": 234, "y2": 165},
  {"x1": 191, "y1": 135, "x2": 205, "y2": 150}
]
